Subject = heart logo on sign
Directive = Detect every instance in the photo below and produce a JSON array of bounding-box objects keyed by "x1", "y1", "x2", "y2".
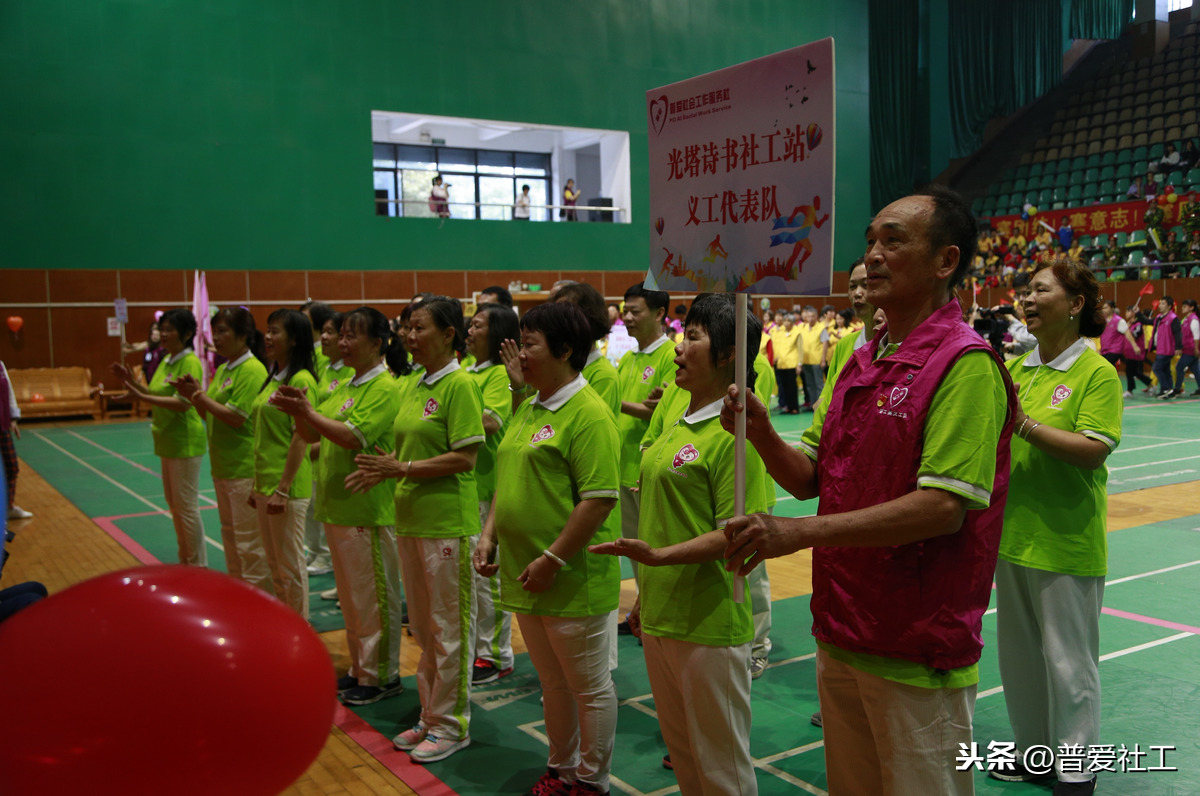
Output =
[
  {"x1": 807, "y1": 122, "x2": 823, "y2": 151},
  {"x1": 672, "y1": 443, "x2": 699, "y2": 470},
  {"x1": 889, "y1": 386, "x2": 908, "y2": 407},
  {"x1": 649, "y1": 95, "x2": 668, "y2": 135},
  {"x1": 1051, "y1": 384, "x2": 1072, "y2": 407},
  {"x1": 423, "y1": 398, "x2": 440, "y2": 418},
  {"x1": 530, "y1": 424, "x2": 555, "y2": 445},
  {"x1": 655, "y1": 217, "x2": 665, "y2": 236}
]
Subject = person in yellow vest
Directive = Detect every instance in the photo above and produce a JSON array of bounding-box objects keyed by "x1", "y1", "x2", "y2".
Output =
[
  {"x1": 797, "y1": 306, "x2": 826, "y2": 410},
  {"x1": 769, "y1": 312, "x2": 802, "y2": 413}
]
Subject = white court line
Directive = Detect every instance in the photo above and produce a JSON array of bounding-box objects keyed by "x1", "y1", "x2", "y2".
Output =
[
  {"x1": 33, "y1": 431, "x2": 164, "y2": 513},
  {"x1": 32, "y1": 431, "x2": 225, "y2": 552},
  {"x1": 1106, "y1": 558, "x2": 1200, "y2": 586},
  {"x1": 1110, "y1": 438, "x2": 1200, "y2": 455},
  {"x1": 983, "y1": 557, "x2": 1200, "y2": 618},
  {"x1": 750, "y1": 631, "x2": 1195, "y2": 779},
  {"x1": 64, "y1": 428, "x2": 219, "y2": 506},
  {"x1": 1109, "y1": 454, "x2": 1200, "y2": 472}
]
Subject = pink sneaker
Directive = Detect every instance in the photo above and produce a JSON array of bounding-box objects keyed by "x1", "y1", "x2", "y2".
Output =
[
  {"x1": 527, "y1": 768, "x2": 572, "y2": 796},
  {"x1": 391, "y1": 725, "x2": 427, "y2": 751}
]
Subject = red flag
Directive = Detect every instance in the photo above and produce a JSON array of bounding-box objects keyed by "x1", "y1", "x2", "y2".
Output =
[
  {"x1": 1007, "y1": 289, "x2": 1016, "y2": 299},
  {"x1": 973, "y1": 281, "x2": 982, "y2": 295},
  {"x1": 1139, "y1": 282, "x2": 1154, "y2": 296}
]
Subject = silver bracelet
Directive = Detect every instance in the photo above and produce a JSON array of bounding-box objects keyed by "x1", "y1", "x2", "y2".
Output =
[
  {"x1": 542, "y1": 549, "x2": 567, "y2": 567},
  {"x1": 1025, "y1": 422, "x2": 1041, "y2": 440},
  {"x1": 1017, "y1": 417, "x2": 1030, "y2": 438}
]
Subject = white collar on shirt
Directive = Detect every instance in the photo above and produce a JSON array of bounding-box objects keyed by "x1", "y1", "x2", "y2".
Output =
[
  {"x1": 272, "y1": 366, "x2": 291, "y2": 382},
  {"x1": 638, "y1": 335, "x2": 671, "y2": 355},
  {"x1": 350, "y1": 363, "x2": 388, "y2": 386},
  {"x1": 330, "y1": 358, "x2": 345, "y2": 370},
  {"x1": 586, "y1": 346, "x2": 604, "y2": 367},
  {"x1": 1024, "y1": 336, "x2": 1089, "y2": 372},
  {"x1": 532, "y1": 373, "x2": 589, "y2": 411},
  {"x1": 853, "y1": 327, "x2": 870, "y2": 350},
  {"x1": 680, "y1": 396, "x2": 723, "y2": 424},
  {"x1": 467, "y1": 359, "x2": 494, "y2": 373},
  {"x1": 167, "y1": 347, "x2": 194, "y2": 365},
  {"x1": 224, "y1": 350, "x2": 253, "y2": 370},
  {"x1": 421, "y1": 359, "x2": 460, "y2": 385}
]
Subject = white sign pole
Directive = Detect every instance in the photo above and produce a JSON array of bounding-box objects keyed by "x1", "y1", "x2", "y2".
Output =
[{"x1": 732, "y1": 291, "x2": 748, "y2": 602}]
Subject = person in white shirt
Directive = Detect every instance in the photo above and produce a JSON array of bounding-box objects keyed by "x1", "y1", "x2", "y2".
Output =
[{"x1": 513, "y1": 184, "x2": 532, "y2": 221}]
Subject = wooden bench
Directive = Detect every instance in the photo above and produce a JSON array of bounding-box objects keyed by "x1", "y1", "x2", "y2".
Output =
[{"x1": 9, "y1": 367, "x2": 102, "y2": 420}]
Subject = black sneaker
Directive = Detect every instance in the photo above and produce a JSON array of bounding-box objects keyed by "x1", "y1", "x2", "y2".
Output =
[
  {"x1": 336, "y1": 674, "x2": 358, "y2": 694},
  {"x1": 1053, "y1": 778, "x2": 1097, "y2": 795},
  {"x1": 988, "y1": 759, "x2": 1055, "y2": 783},
  {"x1": 810, "y1": 711, "x2": 822, "y2": 727},
  {"x1": 471, "y1": 658, "x2": 514, "y2": 685},
  {"x1": 340, "y1": 679, "x2": 403, "y2": 706},
  {"x1": 616, "y1": 620, "x2": 633, "y2": 635},
  {"x1": 662, "y1": 754, "x2": 673, "y2": 770}
]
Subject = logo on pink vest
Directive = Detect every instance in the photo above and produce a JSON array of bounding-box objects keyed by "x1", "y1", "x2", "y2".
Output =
[
  {"x1": 641, "y1": 366, "x2": 656, "y2": 383},
  {"x1": 340, "y1": 397, "x2": 354, "y2": 413},
  {"x1": 1051, "y1": 384, "x2": 1072, "y2": 407},
  {"x1": 888, "y1": 386, "x2": 908, "y2": 408},
  {"x1": 672, "y1": 443, "x2": 699, "y2": 470},
  {"x1": 423, "y1": 398, "x2": 440, "y2": 418},
  {"x1": 530, "y1": 424, "x2": 555, "y2": 445}
]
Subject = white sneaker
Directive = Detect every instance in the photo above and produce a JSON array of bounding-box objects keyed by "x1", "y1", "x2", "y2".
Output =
[
  {"x1": 392, "y1": 724, "x2": 427, "y2": 751},
  {"x1": 7, "y1": 505, "x2": 32, "y2": 520},
  {"x1": 1122, "y1": 390, "x2": 1133, "y2": 398},
  {"x1": 409, "y1": 734, "x2": 470, "y2": 763},
  {"x1": 749, "y1": 656, "x2": 768, "y2": 680},
  {"x1": 319, "y1": 587, "x2": 338, "y2": 600}
]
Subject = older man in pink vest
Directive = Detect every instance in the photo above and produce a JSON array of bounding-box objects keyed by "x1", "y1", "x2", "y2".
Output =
[{"x1": 724, "y1": 186, "x2": 1016, "y2": 795}]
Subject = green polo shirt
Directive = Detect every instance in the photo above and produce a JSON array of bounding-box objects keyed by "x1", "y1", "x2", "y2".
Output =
[
  {"x1": 205, "y1": 352, "x2": 269, "y2": 480},
  {"x1": 149, "y1": 349, "x2": 206, "y2": 459},
  {"x1": 801, "y1": 336, "x2": 1008, "y2": 689},
  {"x1": 468, "y1": 360, "x2": 511, "y2": 504},
  {"x1": 1001, "y1": 340, "x2": 1122, "y2": 577},
  {"x1": 316, "y1": 358, "x2": 356, "y2": 410},
  {"x1": 583, "y1": 348, "x2": 621, "y2": 418},
  {"x1": 616, "y1": 336, "x2": 678, "y2": 487},
  {"x1": 313, "y1": 342, "x2": 330, "y2": 382},
  {"x1": 314, "y1": 364, "x2": 403, "y2": 528},
  {"x1": 638, "y1": 398, "x2": 766, "y2": 646},
  {"x1": 494, "y1": 376, "x2": 621, "y2": 617},
  {"x1": 253, "y1": 367, "x2": 319, "y2": 497},
  {"x1": 393, "y1": 361, "x2": 485, "y2": 539}
]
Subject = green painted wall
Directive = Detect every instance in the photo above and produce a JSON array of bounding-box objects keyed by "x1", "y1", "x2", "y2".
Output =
[{"x1": 0, "y1": 1, "x2": 870, "y2": 274}]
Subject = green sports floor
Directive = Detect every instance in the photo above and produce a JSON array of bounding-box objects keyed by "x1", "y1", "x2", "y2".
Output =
[{"x1": 16, "y1": 394, "x2": 1200, "y2": 795}]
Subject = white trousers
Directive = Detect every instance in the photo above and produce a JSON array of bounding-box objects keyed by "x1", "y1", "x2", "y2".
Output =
[
  {"x1": 518, "y1": 612, "x2": 617, "y2": 792},
  {"x1": 161, "y1": 455, "x2": 205, "y2": 567},
  {"x1": 471, "y1": 503, "x2": 513, "y2": 668},
  {"x1": 256, "y1": 495, "x2": 311, "y2": 618},
  {"x1": 748, "y1": 562, "x2": 772, "y2": 660},
  {"x1": 213, "y1": 477, "x2": 272, "y2": 593},
  {"x1": 817, "y1": 648, "x2": 977, "y2": 796},
  {"x1": 303, "y1": 475, "x2": 329, "y2": 564},
  {"x1": 326, "y1": 523, "x2": 403, "y2": 686},
  {"x1": 643, "y1": 634, "x2": 757, "y2": 795},
  {"x1": 996, "y1": 559, "x2": 1103, "y2": 784},
  {"x1": 619, "y1": 485, "x2": 641, "y2": 582},
  {"x1": 397, "y1": 535, "x2": 473, "y2": 741}
]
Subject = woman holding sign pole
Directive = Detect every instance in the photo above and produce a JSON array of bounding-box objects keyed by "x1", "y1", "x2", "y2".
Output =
[{"x1": 592, "y1": 294, "x2": 764, "y2": 795}]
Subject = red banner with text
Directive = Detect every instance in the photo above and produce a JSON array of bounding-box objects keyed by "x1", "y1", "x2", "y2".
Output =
[{"x1": 987, "y1": 192, "x2": 1198, "y2": 239}]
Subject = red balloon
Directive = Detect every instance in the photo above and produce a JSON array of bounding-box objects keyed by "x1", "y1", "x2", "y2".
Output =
[
  {"x1": 6, "y1": 315, "x2": 21, "y2": 333},
  {"x1": 0, "y1": 566, "x2": 336, "y2": 796}
]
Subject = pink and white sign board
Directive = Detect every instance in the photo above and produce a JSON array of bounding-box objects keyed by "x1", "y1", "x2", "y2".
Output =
[{"x1": 645, "y1": 39, "x2": 835, "y2": 295}]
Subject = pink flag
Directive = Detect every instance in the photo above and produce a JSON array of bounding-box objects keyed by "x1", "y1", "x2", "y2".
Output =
[{"x1": 191, "y1": 270, "x2": 213, "y2": 386}]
